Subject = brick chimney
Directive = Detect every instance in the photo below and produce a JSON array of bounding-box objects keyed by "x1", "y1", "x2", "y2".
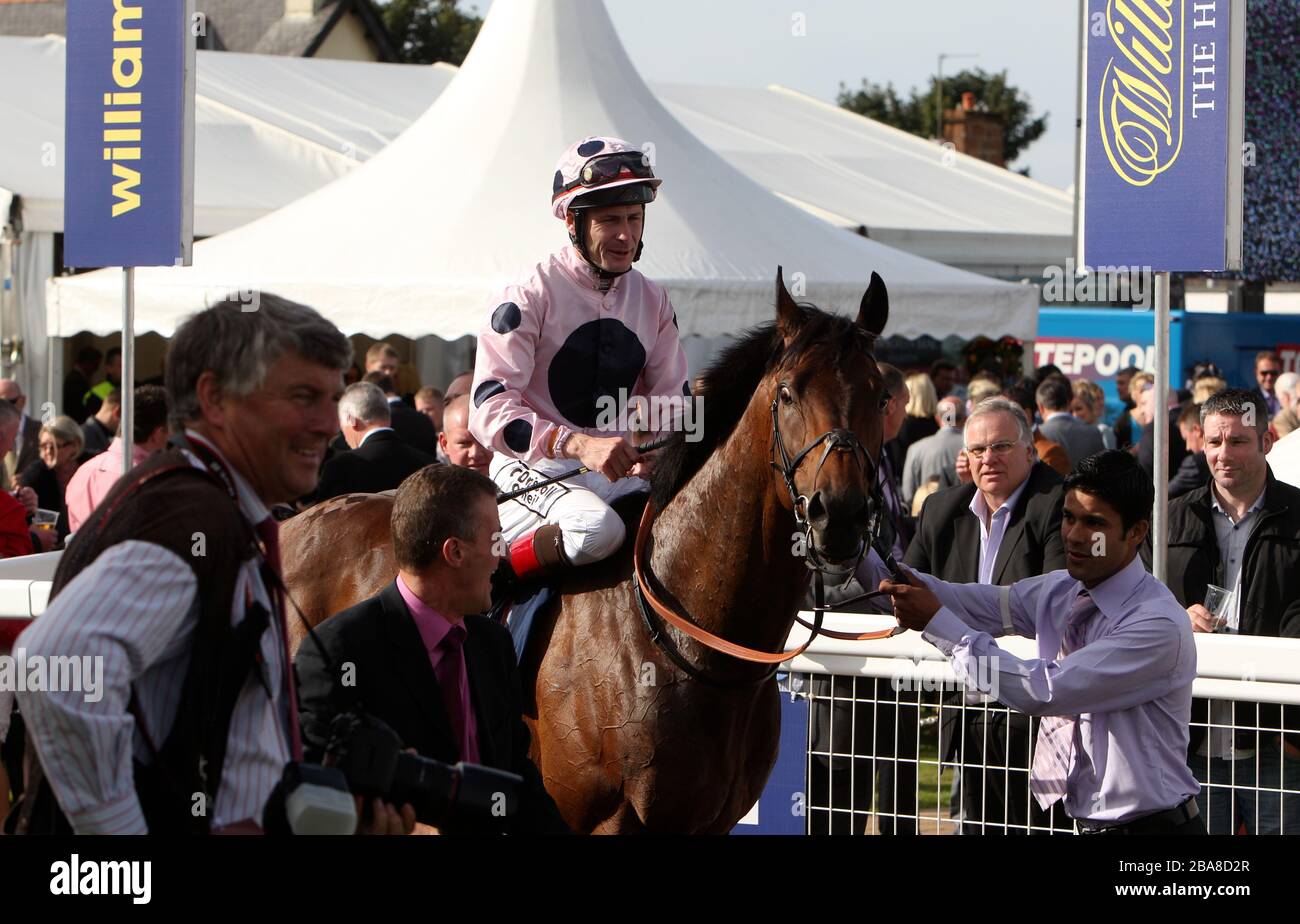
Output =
[{"x1": 941, "y1": 92, "x2": 1005, "y2": 168}]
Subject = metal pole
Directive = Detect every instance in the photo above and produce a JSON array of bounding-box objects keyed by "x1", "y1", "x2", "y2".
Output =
[
  {"x1": 121, "y1": 266, "x2": 134, "y2": 476},
  {"x1": 1071, "y1": 0, "x2": 1085, "y2": 265},
  {"x1": 1152, "y1": 271, "x2": 1170, "y2": 582},
  {"x1": 935, "y1": 54, "x2": 944, "y2": 140}
]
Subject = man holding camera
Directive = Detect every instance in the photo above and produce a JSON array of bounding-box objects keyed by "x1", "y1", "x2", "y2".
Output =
[
  {"x1": 295, "y1": 464, "x2": 570, "y2": 834},
  {"x1": 11, "y1": 296, "x2": 411, "y2": 835}
]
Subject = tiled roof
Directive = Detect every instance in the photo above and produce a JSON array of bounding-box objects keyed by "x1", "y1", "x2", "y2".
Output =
[
  {"x1": 0, "y1": 1, "x2": 65, "y2": 37},
  {"x1": 0, "y1": 0, "x2": 393, "y2": 59}
]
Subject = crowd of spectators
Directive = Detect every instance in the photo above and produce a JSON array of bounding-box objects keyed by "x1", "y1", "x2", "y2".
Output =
[
  {"x1": 4, "y1": 326, "x2": 1297, "y2": 836},
  {"x1": 813, "y1": 350, "x2": 1300, "y2": 835}
]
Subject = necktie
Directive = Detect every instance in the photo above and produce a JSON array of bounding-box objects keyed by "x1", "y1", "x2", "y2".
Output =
[
  {"x1": 438, "y1": 624, "x2": 478, "y2": 763},
  {"x1": 256, "y1": 517, "x2": 303, "y2": 761},
  {"x1": 1029, "y1": 589, "x2": 1095, "y2": 810}
]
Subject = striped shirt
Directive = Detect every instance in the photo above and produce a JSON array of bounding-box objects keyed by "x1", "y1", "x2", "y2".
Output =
[{"x1": 14, "y1": 431, "x2": 291, "y2": 834}]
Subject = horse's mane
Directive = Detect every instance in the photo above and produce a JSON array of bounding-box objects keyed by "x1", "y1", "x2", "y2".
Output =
[{"x1": 650, "y1": 304, "x2": 876, "y2": 509}]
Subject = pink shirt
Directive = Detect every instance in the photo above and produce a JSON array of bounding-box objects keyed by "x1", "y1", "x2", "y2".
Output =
[
  {"x1": 470, "y1": 244, "x2": 690, "y2": 465},
  {"x1": 64, "y1": 437, "x2": 151, "y2": 534},
  {"x1": 395, "y1": 574, "x2": 480, "y2": 763}
]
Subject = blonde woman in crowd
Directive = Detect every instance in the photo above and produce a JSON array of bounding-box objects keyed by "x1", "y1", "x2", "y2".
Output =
[
  {"x1": 890, "y1": 372, "x2": 941, "y2": 467},
  {"x1": 1071, "y1": 379, "x2": 1118, "y2": 450},
  {"x1": 1116, "y1": 370, "x2": 1154, "y2": 451},
  {"x1": 1192, "y1": 375, "x2": 1227, "y2": 406}
]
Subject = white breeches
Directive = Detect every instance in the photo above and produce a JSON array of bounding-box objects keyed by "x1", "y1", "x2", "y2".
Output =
[{"x1": 489, "y1": 453, "x2": 644, "y2": 565}]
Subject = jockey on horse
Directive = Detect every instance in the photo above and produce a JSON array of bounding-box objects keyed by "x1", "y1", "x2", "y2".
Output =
[{"x1": 470, "y1": 136, "x2": 690, "y2": 582}]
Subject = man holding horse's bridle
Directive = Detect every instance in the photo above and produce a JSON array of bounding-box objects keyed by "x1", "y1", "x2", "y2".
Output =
[{"x1": 469, "y1": 136, "x2": 690, "y2": 581}]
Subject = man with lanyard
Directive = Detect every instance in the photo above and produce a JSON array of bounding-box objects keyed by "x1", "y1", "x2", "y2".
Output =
[
  {"x1": 470, "y1": 136, "x2": 689, "y2": 580},
  {"x1": 869, "y1": 451, "x2": 1204, "y2": 834},
  {"x1": 9, "y1": 296, "x2": 411, "y2": 835}
]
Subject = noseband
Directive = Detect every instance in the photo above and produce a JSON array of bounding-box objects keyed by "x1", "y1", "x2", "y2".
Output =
[{"x1": 768, "y1": 395, "x2": 880, "y2": 580}]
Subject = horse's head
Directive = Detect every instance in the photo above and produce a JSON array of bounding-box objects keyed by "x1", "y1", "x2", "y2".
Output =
[{"x1": 768, "y1": 266, "x2": 889, "y2": 572}]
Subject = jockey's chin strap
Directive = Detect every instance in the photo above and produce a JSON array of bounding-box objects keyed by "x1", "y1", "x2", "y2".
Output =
[{"x1": 631, "y1": 401, "x2": 905, "y2": 686}]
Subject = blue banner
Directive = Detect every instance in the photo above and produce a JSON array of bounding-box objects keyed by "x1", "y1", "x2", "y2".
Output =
[
  {"x1": 64, "y1": 0, "x2": 194, "y2": 268},
  {"x1": 1082, "y1": 0, "x2": 1233, "y2": 271},
  {"x1": 730, "y1": 681, "x2": 808, "y2": 835}
]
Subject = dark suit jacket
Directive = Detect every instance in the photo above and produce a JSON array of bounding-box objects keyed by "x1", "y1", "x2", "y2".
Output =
[
  {"x1": 14, "y1": 415, "x2": 40, "y2": 474},
  {"x1": 1039, "y1": 413, "x2": 1106, "y2": 468},
  {"x1": 295, "y1": 582, "x2": 570, "y2": 834},
  {"x1": 1168, "y1": 450, "x2": 1209, "y2": 499},
  {"x1": 388, "y1": 399, "x2": 438, "y2": 455},
  {"x1": 80, "y1": 416, "x2": 114, "y2": 459},
  {"x1": 312, "y1": 429, "x2": 436, "y2": 502},
  {"x1": 905, "y1": 462, "x2": 1067, "y2": 763},
  {"x1": 62, "y1": 370, "x2": 91, "y2": 425},
  {"x1": 1137, "y1": 405, "x2": 1188, "y2": 482},
  {"x1": 18, "y1": 454, "x2": 92, "y2": 542},
  {"x1": 904, "y1": 461, "x2": 1067, "y2": 585}
]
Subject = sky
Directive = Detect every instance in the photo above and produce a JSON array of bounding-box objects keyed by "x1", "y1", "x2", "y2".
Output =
[{"x1": 470, "y1": 0, "x2": 1083, "y2": 189}]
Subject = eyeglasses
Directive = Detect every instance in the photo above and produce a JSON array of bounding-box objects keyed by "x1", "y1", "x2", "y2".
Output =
[
  {"x1": 554, "y1": 151, "x2": 655, "y2": 199},
  {"x1": 966, "y1": 440, "x2": 1019, "y2": 459},
  {"x1": 1259, "y1": 368, "x2": 1281, "y2": 378},
  {"x1": 38, "y1": 440, "x2": 69, "y2": 454}
]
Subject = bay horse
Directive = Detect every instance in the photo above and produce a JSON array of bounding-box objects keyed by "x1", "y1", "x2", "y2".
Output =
[{"x1": 281, "y1": 268, "x2": 891, "y2": 833}]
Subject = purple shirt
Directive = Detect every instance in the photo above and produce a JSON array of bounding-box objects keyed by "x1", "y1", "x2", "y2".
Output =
[
  {"x1": 396, "y1": 575, "x2": 480, "y2": 763},
  {"x1": 860, "y1": 553, "x2": 1199, "y2": 823}
]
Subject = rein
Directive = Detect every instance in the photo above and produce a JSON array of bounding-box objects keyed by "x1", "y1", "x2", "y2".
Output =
[{"x1": 631, "y1": 397, "x2": 904, "y2": 688}]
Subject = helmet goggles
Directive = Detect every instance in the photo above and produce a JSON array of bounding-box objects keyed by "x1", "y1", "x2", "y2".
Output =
[{"x1": 553, "y1": 151, "x2": 656, "y2": 203}]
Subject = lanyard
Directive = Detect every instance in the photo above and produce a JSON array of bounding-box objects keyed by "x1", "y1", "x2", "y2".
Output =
[{"x1": 180, "y1": 435, "x2": 303, "y2": 760}]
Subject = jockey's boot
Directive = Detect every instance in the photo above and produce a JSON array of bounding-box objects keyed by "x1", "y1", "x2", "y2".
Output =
[
  {"x1": 486, "y1": 525, "x2": 572, "y2": 623},
  {"x1": 508, "y1": 523, "x2": 572, "y2": 582}
]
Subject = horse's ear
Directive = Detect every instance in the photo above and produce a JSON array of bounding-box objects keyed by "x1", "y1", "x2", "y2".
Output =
[
  {"x1": 775, "y1": 266, "x2": 801, "y2": 345},
  {"x1": 857, "y1": 271, "x2": 889, "y2": 337}
]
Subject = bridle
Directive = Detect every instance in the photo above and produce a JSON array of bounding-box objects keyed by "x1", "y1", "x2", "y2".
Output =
[
  {"x1": 633, "y1": 384, "x2": 906, "y2": 689},
  {"x1": 768, "y1": 391, "x2": 874, "y2": 579}
]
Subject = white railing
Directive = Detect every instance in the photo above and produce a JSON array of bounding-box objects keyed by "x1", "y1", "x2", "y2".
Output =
[{"x1": 785, "y1": 612, "x2": 1300, "y2": 835}]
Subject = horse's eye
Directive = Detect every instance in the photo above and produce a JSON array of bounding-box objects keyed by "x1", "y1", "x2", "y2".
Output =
[
  {"x1": 878, "y1": 394, "x2": 890, "y2": 411},
  {"x1": 779, "y1": 385, "x2": 794, "y2": 405}
]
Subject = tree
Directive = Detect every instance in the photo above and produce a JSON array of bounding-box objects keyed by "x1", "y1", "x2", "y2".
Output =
[
  {"x1": 378, "y1": 0, "x2": 483, "y2": 66},
  {"x1": 837, "y1": 67, "x2": 1048, "y2": 171}
]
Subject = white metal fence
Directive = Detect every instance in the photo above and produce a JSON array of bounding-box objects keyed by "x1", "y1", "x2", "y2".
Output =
[{"x1": 787, "y1": 612, "x2": 1300, "y2": 835}]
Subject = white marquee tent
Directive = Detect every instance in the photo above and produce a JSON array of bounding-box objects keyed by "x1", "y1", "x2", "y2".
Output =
[
  {"x1": 655, "y1": 83, "x2": 1073, "y2": 277},
  {"x1": 1, "y1": 35, "x2": 455, "y2": 405},
  {"x1": 0, "y1": 35, "x2": 454, "y2": 235},
  {"x1": 44, "y1": 0, "x2": 1037, "y2": 351}
]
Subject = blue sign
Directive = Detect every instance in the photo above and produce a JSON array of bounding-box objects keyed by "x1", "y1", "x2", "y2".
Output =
[
  {"x1": 64, "y1": 0, "x2": 195, "y2": 268},
  {"x1": 730, "y1": 681, "x2": 808, "y2": 835},
  {"x1": 1081, "y1": 0, "x2": 1234, "y2": 271}
]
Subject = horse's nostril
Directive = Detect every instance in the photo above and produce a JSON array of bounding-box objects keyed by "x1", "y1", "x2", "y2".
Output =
[{"x1": 806, "y1": 490, "x2": 827, "y2": 526}]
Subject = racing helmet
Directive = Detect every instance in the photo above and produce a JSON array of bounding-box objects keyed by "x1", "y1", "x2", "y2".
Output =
[{"x1": 551, "y1": 136, "x2": 661, "y2": 277}]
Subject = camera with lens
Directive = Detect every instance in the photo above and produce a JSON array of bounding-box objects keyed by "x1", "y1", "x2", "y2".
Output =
[
  {"x1": 263, "y1": 711, "x2": 523, "y2": 834},
  {"x1": 324, "y1": 711, "x2": 522, "y2": 828}
]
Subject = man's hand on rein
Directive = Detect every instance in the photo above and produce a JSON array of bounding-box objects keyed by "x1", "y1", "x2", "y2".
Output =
[{"x1": 879, "y1": 567, "x2": 941, "y2": 632}]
